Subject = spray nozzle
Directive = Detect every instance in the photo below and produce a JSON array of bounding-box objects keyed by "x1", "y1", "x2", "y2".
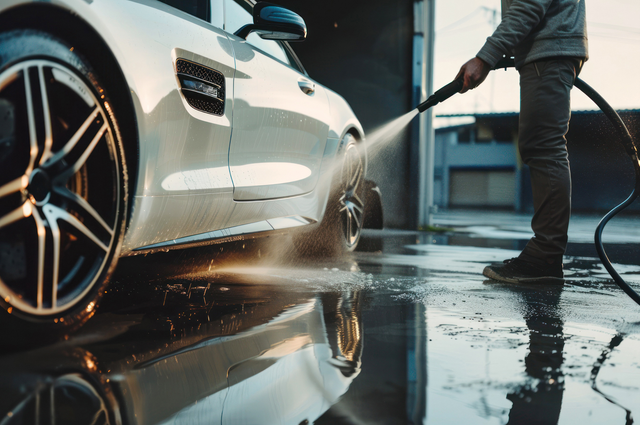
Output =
[{"x1": 416, "y1": 77, "x2": 464, "y2": 113}]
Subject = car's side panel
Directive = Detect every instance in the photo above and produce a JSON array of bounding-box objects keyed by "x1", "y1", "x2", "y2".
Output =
[{"x1": 226, "y1": 38, "x2": 331, "y2": 201}]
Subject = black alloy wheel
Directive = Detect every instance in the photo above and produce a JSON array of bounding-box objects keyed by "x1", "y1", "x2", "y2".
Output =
[{"x1": 0, "y1": 30, "x2": 127, "y2": 333}]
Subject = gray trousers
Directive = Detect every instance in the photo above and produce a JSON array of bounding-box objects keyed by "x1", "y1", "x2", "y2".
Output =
[{"x1": 518, "y1": 58, "x2": 582, "y2": 265}]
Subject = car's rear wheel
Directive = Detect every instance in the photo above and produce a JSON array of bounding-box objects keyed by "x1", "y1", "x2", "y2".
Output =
[
  {"x1": 0, "y1": 30, "x2": 127, "y2": 336},
  {"x1": 295, "y1": 133, "x2": 365, "y2": 256}
]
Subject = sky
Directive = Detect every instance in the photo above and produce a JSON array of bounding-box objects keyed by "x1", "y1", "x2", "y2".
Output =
[{"x1": 433, "y1": 0, "x2": 640, "y2": 116}]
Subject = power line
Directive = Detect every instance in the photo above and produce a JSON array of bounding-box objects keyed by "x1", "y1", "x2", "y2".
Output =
[
  {"x1": 438, "y1": 6, "x2": 499, "y2": 34},
  {"x1": 436, "y1": 7, "x2": 483, "y2": 33},
  {"x1": 589, "y1": 32, "x2": 640, "y2": 44},
  {"x1": 589, "y1": 22, "x2": 640, "y2": 35},
  {"x1": 436, "y1": 22, "x2": 491, "y2": 37}
]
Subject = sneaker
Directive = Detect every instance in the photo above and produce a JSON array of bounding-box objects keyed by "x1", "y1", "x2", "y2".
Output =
[{"x1": 483, "y1": 257, "x2": 564, "y2": 284}]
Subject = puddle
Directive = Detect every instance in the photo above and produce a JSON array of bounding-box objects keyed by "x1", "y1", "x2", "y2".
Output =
[{"x1": 1, "y1": 221, "x2": 640, "y2": 424}]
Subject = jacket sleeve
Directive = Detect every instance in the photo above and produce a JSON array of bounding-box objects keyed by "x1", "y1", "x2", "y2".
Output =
[{"x1": 477, "y1": 0, "x2": 554, "y2": 67}]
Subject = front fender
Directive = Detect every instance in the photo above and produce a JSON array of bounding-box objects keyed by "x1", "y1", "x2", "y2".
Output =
[{"x1": 323, "y1": 88, "x2": 366, "y2": 168}]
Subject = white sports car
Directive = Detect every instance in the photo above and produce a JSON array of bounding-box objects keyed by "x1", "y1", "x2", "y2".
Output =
[{"x1": 0, "y1": 0, "x2": 372, "y2": 332}]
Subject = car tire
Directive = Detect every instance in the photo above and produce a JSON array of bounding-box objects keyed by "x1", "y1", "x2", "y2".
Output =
[
  {"x1": 0, "y1": 30, "x2": 128, "y2": 338},
  {"x1": 294, "y1": 133, "x2": 365, "y2": 256}
]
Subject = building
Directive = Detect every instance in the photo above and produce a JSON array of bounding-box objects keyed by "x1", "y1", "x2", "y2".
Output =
[{"x1": 434, "y1": 110, "x2": 640, "y2": 213}]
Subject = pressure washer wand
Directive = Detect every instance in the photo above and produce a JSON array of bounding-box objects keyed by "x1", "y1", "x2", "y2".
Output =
[{"x1": 416, "y1": 77, "x2": 464, "y2": 113}]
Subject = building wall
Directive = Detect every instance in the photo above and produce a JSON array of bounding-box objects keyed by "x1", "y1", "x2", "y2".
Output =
[
  {"x1": 434, "y1": 111, "x2": 640, "y2": 213},
  {"x1": 434, "y1": 124, "x2": 518, "y2": 209},
  {"x1": 276, "y1": 0, "x2": 416, "y2": 228},
  {"x1": 566, "y1": 112, "x2": 640, "y2": 212}
]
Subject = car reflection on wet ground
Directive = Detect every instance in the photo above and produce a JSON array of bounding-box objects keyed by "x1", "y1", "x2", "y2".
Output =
[{"x1": 1, "y1": 211, "x2": 640, "y2": 425}]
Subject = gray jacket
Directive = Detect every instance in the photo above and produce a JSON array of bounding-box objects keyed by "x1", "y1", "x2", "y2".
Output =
[{"x1": 477, "y1": 0, "x2": 588, "y2": 69}]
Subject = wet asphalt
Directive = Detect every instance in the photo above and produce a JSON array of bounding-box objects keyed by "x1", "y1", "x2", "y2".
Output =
[{"x1": 1, "y1": 210, "x2": 640, "y2": 425}]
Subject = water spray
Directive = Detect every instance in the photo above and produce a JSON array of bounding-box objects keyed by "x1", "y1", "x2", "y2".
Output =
[
  {"x1": 359, "y1": 74, "x2": 464, "y2": 162},
  {"x1": 414, "y1": 57, "x2": 640, "y2": 306}
]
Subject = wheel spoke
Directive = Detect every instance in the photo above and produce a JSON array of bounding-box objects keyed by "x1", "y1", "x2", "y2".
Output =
[
  {"x1": 43, "y1": 108, "x2": 100, "y2": 169},
  {"x1": 37, "y1": 66, "x2": 53, "y2": 165},
  {"x1": 352, "y1": 193, "x2": 364, "y2": 211},
  {"x1": 0, "y1": 175, "x2": 28, "y2": 199},
  {"x1": 38, "y1": 204, "x2": 60, "y2": 308},
  {"x1": 43, "y1": 204, "x2": 109, "y2": 253},
  {"x1": 346, "y1": 208, "x2": 352, "y2": 240},
  {"x1": 53, "y1": 122, "x2": 108, "y2": 188},
  {"x1": 32, "y1": 207, "x2": 46, "y2": 310},
  {"x1": 350, "y1": 161, "x2": 363, "y2": 189},
  {"x1": 0, "y1": 201, "x2": 32, "y2": 230},
  {"x1": 351, "y1": 204, "x2": 361, "y2": 229},
  {"x1": 53, "y1": 186, "x2": 114, "y2": 237},
  {"x1": 23, "y1": 68, "x2": 39, "y2": 174}
]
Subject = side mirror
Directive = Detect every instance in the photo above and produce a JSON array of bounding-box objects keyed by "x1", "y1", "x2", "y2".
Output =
[{"x1": 235, "y1": 2, "x2": 307, "y2": 42}]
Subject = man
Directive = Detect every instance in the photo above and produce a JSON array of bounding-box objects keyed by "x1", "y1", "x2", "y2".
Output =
[{"x1": 456, "y1": 0, "x2": 588, "y2": 283}]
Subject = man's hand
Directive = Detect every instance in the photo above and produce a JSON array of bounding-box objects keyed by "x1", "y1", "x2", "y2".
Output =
[{"x1": 456, "y1": 57, "x2": 491, "y2": 93}]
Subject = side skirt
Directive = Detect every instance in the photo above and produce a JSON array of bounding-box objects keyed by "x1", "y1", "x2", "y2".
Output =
[{"x1": 129, "y1": 215, "x2": 315, "y2": 255}]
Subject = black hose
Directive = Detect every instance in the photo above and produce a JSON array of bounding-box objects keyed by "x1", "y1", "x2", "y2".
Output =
[{"x1": 573, "y1": 78, "x2": 640, "y2": 306}]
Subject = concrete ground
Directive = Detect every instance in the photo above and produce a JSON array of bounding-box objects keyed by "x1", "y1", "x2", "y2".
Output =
[{"x1": 1, "y1": 210, "x2": 639, "y2": 424}]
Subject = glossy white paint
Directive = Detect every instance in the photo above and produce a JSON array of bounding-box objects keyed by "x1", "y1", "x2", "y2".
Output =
[
  {"x1": 226, "y1": 35, "x2": 331, "y2": 201},
  {"x1": 230, "y1": 162, "x2": 313, "y2": 188},
  {"x1": 267, "y1": 215, "x2": 311, "y2": 230},
  {"x1": 161, "y1": 166, "x2": 233, "y2": 191},
  {"x1": 0, "y1": 0, "x2": 365, "y2": 254}
]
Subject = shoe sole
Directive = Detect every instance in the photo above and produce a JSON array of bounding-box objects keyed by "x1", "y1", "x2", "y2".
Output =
[{"x1": 483, "y1": 266, "x2": 564, "y2": 284}]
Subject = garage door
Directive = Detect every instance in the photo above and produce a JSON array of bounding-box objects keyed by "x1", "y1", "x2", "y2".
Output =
[{"x1": 449, "y1": 170, "x2": 515, "y2": 207}]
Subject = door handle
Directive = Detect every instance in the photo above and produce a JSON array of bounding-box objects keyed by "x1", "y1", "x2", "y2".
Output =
[{"x1": 298, "y1": 79, "x2": 315, "y2": 96}]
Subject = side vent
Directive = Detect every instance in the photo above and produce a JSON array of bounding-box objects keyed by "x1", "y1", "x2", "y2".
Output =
[{"x1": 176, "y1": 59, "x2": 225, "y2": 116}]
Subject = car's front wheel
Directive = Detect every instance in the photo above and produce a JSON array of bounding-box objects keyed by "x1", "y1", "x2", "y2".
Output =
[
  {"x1": 294, "y1": 133, "x2": 365, "y2": 256},
  {"x1": 0, "y1": 30, "x2": 127, "y2": 336}
]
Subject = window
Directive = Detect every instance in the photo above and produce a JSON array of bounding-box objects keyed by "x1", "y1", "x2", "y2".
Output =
[
  {"x1": 224, "y1": 0, "x2": 252, "y2": 34},
  {"x1": 282, "y1": 43, "x2": 307, "y2": 75},
  {"x1": 156, "y1": 0, "x2": 210, "y2": 21},
  {"x1": 224, "y1": 0, "x2": 291, "y2": 66},
  {"x1": 457, "y1": 126, "x2": 473, "y2": 144},
  {"x1": 211, "y1": 0, "x2": 224, "y2": 29}
]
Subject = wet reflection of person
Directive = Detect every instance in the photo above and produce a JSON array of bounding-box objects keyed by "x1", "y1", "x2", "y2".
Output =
[{"x1": 507, "y1": 287, "x2": 564, "y2": 425}]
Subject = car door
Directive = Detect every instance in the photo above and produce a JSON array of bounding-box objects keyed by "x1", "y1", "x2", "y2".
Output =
[
  {"x1": 116, "y1": 0, "x2": 241, "y2": 250},
  {"x1": 223, "y1": 0, "x2": 331, "y2": 201}
]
